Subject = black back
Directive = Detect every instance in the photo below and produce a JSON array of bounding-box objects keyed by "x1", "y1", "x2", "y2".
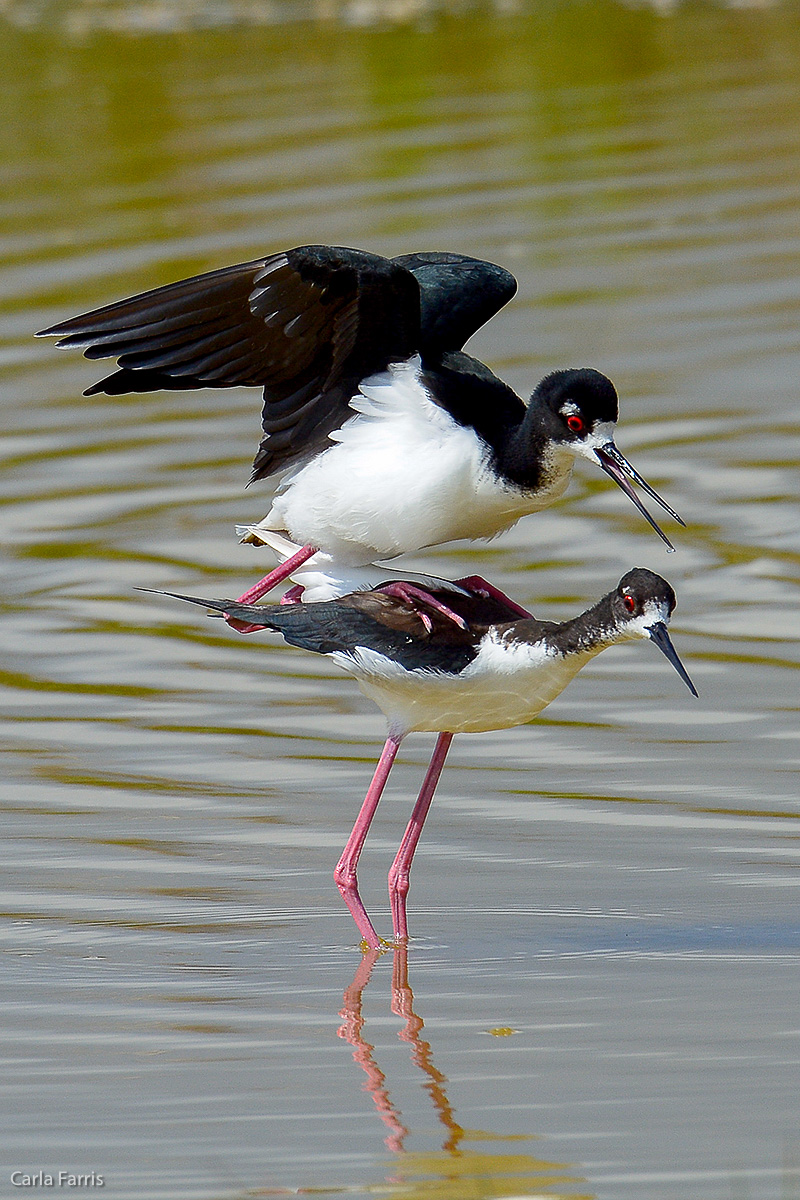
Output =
[{"x1": 167, "y1": 586, "x2": 529, "y2": 674}]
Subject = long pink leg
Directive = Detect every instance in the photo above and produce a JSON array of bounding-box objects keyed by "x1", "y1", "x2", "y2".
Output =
[
  {"x1": 388, "y1": 732, "x2": 454, "y2": 942},
  {"x1": 334, "y1": 733, "x2": 404, "y2": 949},
  {"x1": 225, "y1": 543, "x2": 317, "y2": 634},
  {"x1": 237, "y1": 543, "x2": 317, "y2": 603},
  {"x1": 454, "y1": 574, "x2": 532, "y2": 618}
]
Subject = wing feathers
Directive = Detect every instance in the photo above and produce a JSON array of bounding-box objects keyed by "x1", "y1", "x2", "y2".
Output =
[{"x1": 39, "y1": 244, "x2": 518, "y2": 482}]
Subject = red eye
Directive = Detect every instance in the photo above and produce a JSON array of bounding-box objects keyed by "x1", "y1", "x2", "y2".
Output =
[
  {"x1": 623, "y1": 594, "x2": 636, "y2": 614},
  {"x1": 566, "y1": 414, "x2": 584, "y2": 434}
]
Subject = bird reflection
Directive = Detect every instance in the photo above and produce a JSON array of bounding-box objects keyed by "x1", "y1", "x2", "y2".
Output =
[{"x1": 337, "y1": 947, "x2": 595, "y2": 1199}]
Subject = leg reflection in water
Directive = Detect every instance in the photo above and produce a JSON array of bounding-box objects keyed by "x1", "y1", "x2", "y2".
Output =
[{"x1": 337, "y1": 947, "x2": 594, "y2": 1198}]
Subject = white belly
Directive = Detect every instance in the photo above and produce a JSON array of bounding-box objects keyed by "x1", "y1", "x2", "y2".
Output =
[
  {"x1": 335, "y1": 637, "x2": 600, "y2": 736},
  {"x1": 255, "y1": 360, "x2": 573, "y2": 562}
]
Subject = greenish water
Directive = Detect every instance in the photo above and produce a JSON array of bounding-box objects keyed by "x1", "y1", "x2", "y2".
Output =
[{"x1": 2, "y1": 2, "x2": 800, "y2": 1197}]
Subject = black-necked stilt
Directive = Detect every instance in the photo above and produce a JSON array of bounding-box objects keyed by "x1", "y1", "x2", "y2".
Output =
[
  {"x1": 161, "y1": 567, "x2": 696, "y2": 948},
  {"x1": 38, "y1": 245, "x2": 684, "y2": 611}
]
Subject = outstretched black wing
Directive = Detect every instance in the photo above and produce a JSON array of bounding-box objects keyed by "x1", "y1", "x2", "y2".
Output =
[
  {"x1": 38, "y1": 246, "x2": 421, "y2": 473},
  {"x1": 39, "y1": 244, "x2": 517, "y2": 482},
  {"x1": 393, "y1": 251, "x2": 516, "y2": 356}
]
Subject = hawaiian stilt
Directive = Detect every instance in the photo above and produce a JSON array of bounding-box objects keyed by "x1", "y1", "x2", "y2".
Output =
[
  {"x1": 159, "y1": 568, "x2": 696, "y2": 948},
  {"x1": 38, "y1": 245, "x2": 684, "y2": 612}
]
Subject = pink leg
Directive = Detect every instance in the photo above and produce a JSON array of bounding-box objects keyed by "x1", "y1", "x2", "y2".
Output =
[
  {"x1": 335, "y1": 733, "x2": 404, "y2": 949},
  {"x1": 388, "y1": 732, "x2": 454, "y2": 942},
  {"x1": 236, "y1": 543, "x2": 317, "y2": 603},
  {"x1": 377, "y1": 582, "x2": 468, "y2": 631},
  {"x1": 454, "y1": 574, "x2": 532, "y2": 619},
  {"x1": 225, "y1": 543, "x2": 317, "y2": 634}
]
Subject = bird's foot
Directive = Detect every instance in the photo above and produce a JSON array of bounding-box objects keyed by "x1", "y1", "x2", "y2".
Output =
[
  {"x1": 280, "y1": 585, "x2": 305, "y2": 605},
  {"x1": 376, "y1": 582, "x2": 468, "y2": 631},
  {"x1": 224, "y1": 615, "x2": 269, "y2": 634}
]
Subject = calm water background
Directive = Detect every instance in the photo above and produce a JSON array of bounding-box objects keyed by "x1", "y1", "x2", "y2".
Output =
[{"x1": 2, "y1": 1, "x2": 800, "y2": 1197}]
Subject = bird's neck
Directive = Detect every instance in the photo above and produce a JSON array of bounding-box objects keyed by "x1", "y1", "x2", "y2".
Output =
[
  {"x1": 549, "y1": 594, "x2": 624, "y2": 657},
  {"x1": 422, "y1": 352, "x2": 525, "y2": 460},
  {"x1": 507, "y1": 594, "x2": 623, "y2": 663},
  {"x1": 500, "y1": 403, "x2": 570, "y2": 493}
]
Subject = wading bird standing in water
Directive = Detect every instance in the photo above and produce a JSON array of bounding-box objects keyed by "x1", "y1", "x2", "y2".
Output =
[{"x1": 160, "y1": 567, "x2": 696, "y2": 949}]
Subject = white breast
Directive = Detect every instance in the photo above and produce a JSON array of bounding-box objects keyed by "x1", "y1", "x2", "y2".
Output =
[
  {"x1": 332, "y1": 633, "x2": 601, "y2": 737},
  {"x1": 252, "y1": 359, "x2": 573, "y2": 562}
]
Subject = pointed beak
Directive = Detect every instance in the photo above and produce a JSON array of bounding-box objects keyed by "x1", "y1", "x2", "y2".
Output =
[
  {"x1": 595, "y1": 442, "x2": 685, "y2": 552},
  {"x1": 646, "y1": 621, "x2": 698, "y2": 696}
]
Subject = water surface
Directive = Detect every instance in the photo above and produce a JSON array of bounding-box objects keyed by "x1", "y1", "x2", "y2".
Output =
[{"x1": 2, "y1": 2, "x2": 800, "y2": 1196}]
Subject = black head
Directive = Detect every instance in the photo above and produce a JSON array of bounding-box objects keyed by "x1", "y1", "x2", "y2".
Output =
[
  {"x1": 608, "y1": 567, "x2": 697, "y2": 696},
  {"x1": 530, "y1": 369, "x2": 684, "y2": 551},
  {"x1": 612, "y1": 567, "x2": 677, "y2": 624},
  {"x1": 532, "y1": 368, "x2": 619, "y2": 447}
]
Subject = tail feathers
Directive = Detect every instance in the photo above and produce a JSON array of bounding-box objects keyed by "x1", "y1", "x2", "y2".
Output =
[
  {"x1": 154, "y1": 590, "x2": 278, "y2": 627},
  {"x1": 151, "y1": 588, "x2": 366, "y2": 657}
]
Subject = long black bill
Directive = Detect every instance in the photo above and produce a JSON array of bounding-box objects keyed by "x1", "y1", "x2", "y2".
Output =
[
  {"x1": 595, "y1": 442, "x2": 685, "y2": 552},
  {"x1": 646, "y1": 621, "x2": 698, "y2": 696}
]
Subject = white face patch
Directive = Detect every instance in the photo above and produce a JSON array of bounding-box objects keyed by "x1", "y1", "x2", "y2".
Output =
[
  {"x1": 569, "y1": 419, "x2": 617, "y2": 463},
  {"x1": 621, "y1": 597, "x2": 674, "y2": 641},
  {"x1": 559, "y1": 401, "x2": 582, "y2": 419}
]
